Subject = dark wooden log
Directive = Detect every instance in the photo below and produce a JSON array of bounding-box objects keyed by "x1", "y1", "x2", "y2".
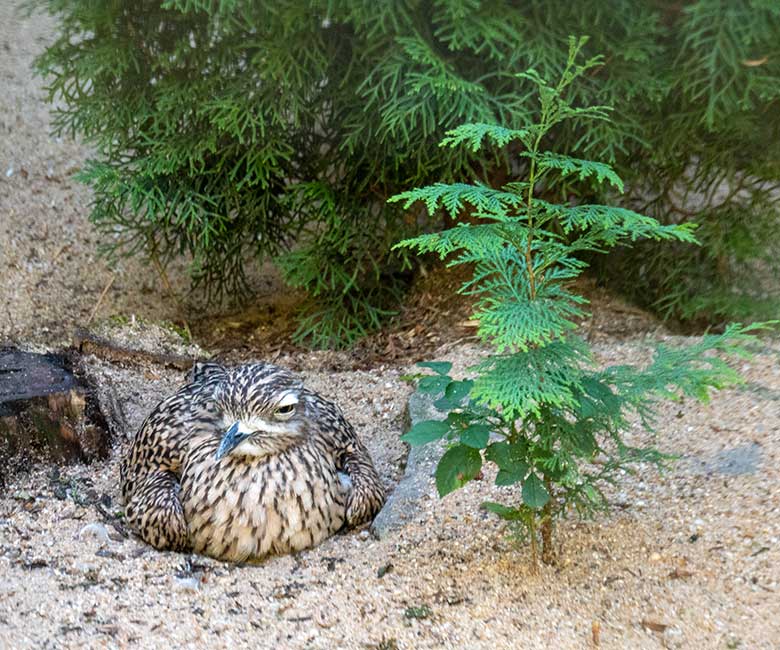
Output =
[{"x1": 0, "y1": 347, "x2": 110, "y2": 486}]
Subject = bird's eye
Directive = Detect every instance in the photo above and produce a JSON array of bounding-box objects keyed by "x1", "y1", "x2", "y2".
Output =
[{"x1": 274, "y1": 403, "x2": 296, "y2": 420}]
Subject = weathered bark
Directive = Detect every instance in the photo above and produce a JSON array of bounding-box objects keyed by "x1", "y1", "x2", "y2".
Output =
[
  {"x1": 0, "y1": 348, "x2": 110, "y2": 485},
  {"x1": 74, "y1": 328, "x2": 197, "y2": 370}
]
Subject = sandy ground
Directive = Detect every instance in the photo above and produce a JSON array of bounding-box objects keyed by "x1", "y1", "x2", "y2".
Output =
[
  {"x1": 1, "y1": 4, "x2": 780, "y2": 650},
  {"x1": 1, "y1": 338, "x2": 779, "y2": 650},
  {"x1": 0, "y1": 2, "x2": 211, "y2": 347}
]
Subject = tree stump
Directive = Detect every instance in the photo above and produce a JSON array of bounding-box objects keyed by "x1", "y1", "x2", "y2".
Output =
[{"x1": 0, "y1": 347, "x2": 110, "y2": 486}]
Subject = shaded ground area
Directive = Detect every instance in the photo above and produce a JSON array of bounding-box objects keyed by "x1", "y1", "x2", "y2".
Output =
[{"x1": 1, "y1": 5, "x2": 779, "y2": 650}]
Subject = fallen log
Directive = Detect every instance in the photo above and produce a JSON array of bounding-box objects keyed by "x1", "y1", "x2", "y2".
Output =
[
  {"x1": 73, "y1": 327, "x2": 198, "y2": 371},
  {"x1": 0, "y1": 347, "x2": 110, "y2": 486}
]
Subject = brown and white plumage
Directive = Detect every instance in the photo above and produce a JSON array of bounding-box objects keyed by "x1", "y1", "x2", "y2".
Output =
[{"x1": 120, "y1": 362, "x2": 385, "y2": 561}]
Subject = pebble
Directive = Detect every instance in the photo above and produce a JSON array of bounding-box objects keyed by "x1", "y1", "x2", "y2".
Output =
[
  {"x1": 173, "y1": 576, "x2": 200, "y2": 592},
  {"x1": 75, "y1": 562, "x2": 101, "y2": 581},
  {"x1": 78, "y1": 523, "x2": 111, "y2": 545}
]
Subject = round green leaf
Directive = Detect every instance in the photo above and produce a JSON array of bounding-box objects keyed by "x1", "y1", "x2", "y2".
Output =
[
  {"x1": 521, "y1": 473, "x2": 550, "y2": 509},
  {"x1": 435, "y1": 444, "x2": 482, "y2": 497},
  {"x1": 482, "y1": 501, "x2": 524, "y2": 521},
  {"x1": 495, "y1": 465, "x2": 528, "y2": 486},
  {"x1": 460, "y1": 424, "x2": 491, "y2": 449},
  {"x1": 418, "y1": 375, "x2": 450, "y2": 394},
  {"x1": 444, "y1": 379, "x2": 473, "y2": 403},
  {"x1": 484, "y1": 441, "x2": 527, "y2": 470},
  {"x1": 417, "y1": 361, "x2": 452, "y2": 376},
  {"x1": 401, "y1": 420, "x2": 449, "y2": 446},
  {"x1": 433, "y1": 395, "x2": 457, "y2": 411}
]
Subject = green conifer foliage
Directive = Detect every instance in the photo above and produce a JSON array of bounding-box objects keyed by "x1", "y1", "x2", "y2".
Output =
[
  {"x1": 392, "y1": 38, "x2": 771, "y2": 565},
  {"x1": 33, "y1": 1, "x2": 780, "y2": 345}
]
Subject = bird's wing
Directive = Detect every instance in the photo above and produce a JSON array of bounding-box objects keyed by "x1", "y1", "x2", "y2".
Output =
[
  {"x1": 304, "y1": 391, "x2": 386, "y2": 525},
  {"x1": 120, "y1": 366, "x2": 226, "y2": 503}
]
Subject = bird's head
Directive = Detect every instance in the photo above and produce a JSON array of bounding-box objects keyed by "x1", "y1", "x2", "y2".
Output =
[{"x1": 213, "y1": 363, "x2": 307, "y2": 460}]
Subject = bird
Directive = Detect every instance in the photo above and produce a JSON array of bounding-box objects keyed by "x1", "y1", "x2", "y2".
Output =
[{"x1": 119, "y1": 361, "x2": 385, "y2": 562}]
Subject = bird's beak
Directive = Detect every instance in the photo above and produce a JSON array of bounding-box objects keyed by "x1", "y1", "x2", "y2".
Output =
[{"x1": 215, "y1": 422, "x2": 250, "y2": 460}]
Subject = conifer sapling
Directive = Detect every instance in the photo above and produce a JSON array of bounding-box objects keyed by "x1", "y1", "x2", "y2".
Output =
[{"x1": 390, "y1": 37, "x2": 769, "y2": 565}]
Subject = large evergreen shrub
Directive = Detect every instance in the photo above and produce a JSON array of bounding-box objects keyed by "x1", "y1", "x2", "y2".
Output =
[{"x1": 34, "y1": 0, "x2": 780, "y2": 345}]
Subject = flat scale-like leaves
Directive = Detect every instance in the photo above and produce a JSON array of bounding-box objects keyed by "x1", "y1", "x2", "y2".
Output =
[
  {"x1": 472, "y1": 339, "x2": 591, "y2": 419},
  {"x1": 559, "y1": 205, "x2": 699, "y2": 244},
  {"x1": 389, "y1": 182, "x2": 525, "y2": 220},
  {"x1": 534, "y1": 152, "x2": 624, "y2": 191},
  {"x1": 601, "y1": 323, "x2": 770, "y2": 413},
  {"x1": 468, "y1": 255, "x2": 589, "y2": 352},
  {"x1": 440, "y1": 122, "x2": 532, "y2": 151},
  {"x1": 395, "y1": 222, "x2": 526, "y2": 260},
  {"x1": 388, "y1": 36, "x2": 772, "y2": 561}
]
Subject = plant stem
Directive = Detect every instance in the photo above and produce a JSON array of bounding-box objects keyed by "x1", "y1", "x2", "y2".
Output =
[
  {"x1": 540, "y1": 478, "x2": 555, "y2": 564},
  {"x1": 524, "y1": 138, "x2": 541, "y2": 301},
  {"x1": 509, "y1": 419, "x2": 518, "y2": 444}
]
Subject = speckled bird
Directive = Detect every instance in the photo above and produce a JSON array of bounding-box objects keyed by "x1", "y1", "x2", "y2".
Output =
[{"x1": 120, "y1": 361, "x2": 385, "y2": 561}]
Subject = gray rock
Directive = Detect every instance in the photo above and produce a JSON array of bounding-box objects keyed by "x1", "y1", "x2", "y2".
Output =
[
  {"x1": 371, "y1": 392, "x2": 444, "y2": 540},
  {"x1": 713, "y1": 442, "x2": 763, "y2": 475},
  {"x1": 685, "y1": 441, "x2": 764, "y2": 476}
]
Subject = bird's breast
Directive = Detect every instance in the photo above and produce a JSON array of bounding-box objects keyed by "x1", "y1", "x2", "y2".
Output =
[{"x1": 180, "y1": 440, "x2": 347, "y2": 562}]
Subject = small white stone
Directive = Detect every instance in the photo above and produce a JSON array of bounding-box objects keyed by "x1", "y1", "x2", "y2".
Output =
[
  {"x1": 173, "y1": 576, "x2": 200, "y2": 592},
  {"x1": 78, "y1": 522, "x2": 110, "y2": 544},
  {"x1": 75, "y1": 562, "x2": 100, "y2": 579}
]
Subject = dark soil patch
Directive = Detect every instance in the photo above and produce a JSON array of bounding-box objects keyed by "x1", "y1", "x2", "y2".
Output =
[{"x1": 192, "y1": 264, "x2": 665, "y2": 370}]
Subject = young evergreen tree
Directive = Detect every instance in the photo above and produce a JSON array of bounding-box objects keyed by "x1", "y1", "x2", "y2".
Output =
[
  {"x1": 33, "y1": 0, "x2": 780, "y2": 345},
  {"x1": 391, "y1": 38, "x2": 770, "y2": 565}
]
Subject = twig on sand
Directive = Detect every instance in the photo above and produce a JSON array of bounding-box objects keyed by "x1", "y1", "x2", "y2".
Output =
[{"x1": 86, "y1": 273, "x2": 116, "y2": 326}]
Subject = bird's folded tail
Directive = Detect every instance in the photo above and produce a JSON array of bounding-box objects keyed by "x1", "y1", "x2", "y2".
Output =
[
  {"x1": 124, "y1": 470, "x2": 189, "y2": 552},
  {"x1": 342, "y1": 446, "x2": 386, "y2": 527}
]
